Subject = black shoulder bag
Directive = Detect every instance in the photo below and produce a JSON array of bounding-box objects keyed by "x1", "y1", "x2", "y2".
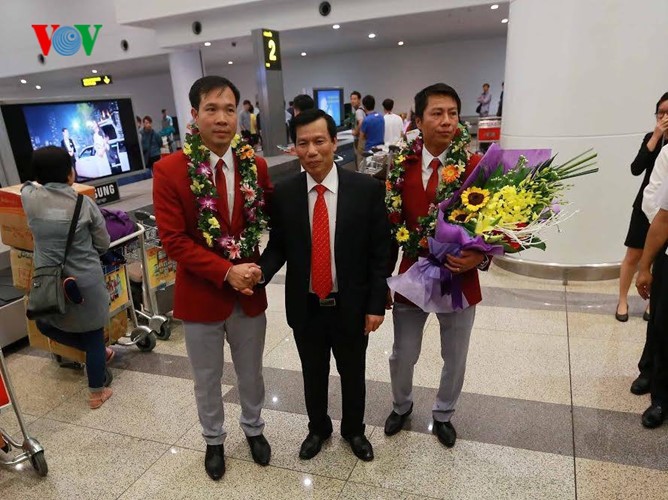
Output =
[{"x1": 26, "y1": 194, "x2": 84, "y2": 320}]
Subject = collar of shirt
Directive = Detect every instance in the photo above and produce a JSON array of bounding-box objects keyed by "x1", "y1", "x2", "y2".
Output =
[
  {"x1": 422, "y1": 146, "x2": 449, "y2": 173},
  {"x1": 306, "y1": 165, "x2": 338, "y2": 194},
  {"x1": 210, "y1": 147, "x2": 235, "y2": 184}
]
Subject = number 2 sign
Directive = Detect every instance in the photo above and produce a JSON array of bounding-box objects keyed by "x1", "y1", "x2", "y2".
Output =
[{"x1": 262, "y1": 29, "x2": 282, "y2": 71}]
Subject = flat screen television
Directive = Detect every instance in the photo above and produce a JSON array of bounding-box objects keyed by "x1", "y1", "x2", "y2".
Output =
[
  {"x1": 313, "y1": 88, "x2": 344, "y2": 127},
  {"x1": 1, "y1": 97, "x2": 143, "y2": 183}
]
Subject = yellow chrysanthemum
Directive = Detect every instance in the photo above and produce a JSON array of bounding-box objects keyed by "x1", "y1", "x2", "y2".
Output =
[
  {"x1": 391, "y1": 195, "x2": 402, "y2": 209},
  {"x1": 198, "y1": 144, "x2": 208, "y2": 151},
  {"x1": 208, "y1": 217, "x2": 220, "y2": 229},
  {"x1": 203, "y1": 232, "x2": 213, "y2": 247},
  {"x1": 395, "y1": 155, "x2": 406, "y2": 165},
  {"x1": 461, "y1": 187, "x2": 490, "y2": 212},
  {"x1": 251, "y1": 165, "x2": 258, "y2": 174},
  {"x1": 448, "y1": 209, "x2": 473, "y2": 224},
  {"x1": 230, "y1": 134, "x2": 241, "y2": 148},
  {"x1": 183, "y1": 143, "x2": 192, "y2": 155},
  {"x1": 396, "y1": 227, "x2": 410, "y2": 243},
  {"x1": 479, "y1": 185, "x2": 537, "y2": 226},
  {"x1": 190, "y1": 180, "x2": 203, "y2": 194}
]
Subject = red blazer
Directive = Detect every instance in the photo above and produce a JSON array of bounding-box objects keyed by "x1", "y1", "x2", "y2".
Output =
[
  {"x1": 152, "y1": 150, "x2": 273, "y2": 322},
  {"x1": 391, "y1": 152, "x2": 484, "y2": 307}
]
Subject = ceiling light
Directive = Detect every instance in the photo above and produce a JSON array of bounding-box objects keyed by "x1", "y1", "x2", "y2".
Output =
[
  {"x1": 332, "y1": 24, "x2": 340, "y2": 29},
  {"x1": 35, "y1": 85, "x2": 41, "y2": 90},
  {"x1": 502, "y1": 18, "x2": 509, "y2": 23},
  {"x1": 491, "y1": 4, "x2": 499, "y2": 9},
  {"x1": 91, "y1": 69, "x2": 98, "y2": 74},
  {"x1": 368, "y1": 33, "x2": 376, "y2": 39},
  {"x1": 397, "y1": 41, "x2": 404, "y2": 46},
  {"x1": 204, "y1": 42, "x2": 211, "y2": 47},
  {"x1": 20, "y1": 79, "x2": 27, "y2": 84},
  {"x1": 301, "y1": 52, "x2": 307, "y2": 56},
  {"x1": 228, "y1": 60, "x2": 233, "y2": 65}
]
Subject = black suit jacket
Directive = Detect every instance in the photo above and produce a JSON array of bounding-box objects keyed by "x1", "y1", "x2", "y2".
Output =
[{"x1": 258, "y1": 167, "x2": 391, "y2": 333}]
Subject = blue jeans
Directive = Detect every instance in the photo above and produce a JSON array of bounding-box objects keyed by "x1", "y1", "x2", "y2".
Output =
[{"x1": 36, "y1": 322, "x2": 106, "y2": 391}]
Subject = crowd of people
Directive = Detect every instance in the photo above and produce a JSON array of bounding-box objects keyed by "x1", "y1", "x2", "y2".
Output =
[{"x1": 15, "y1": 75, "x2": 668, "y2": 482}]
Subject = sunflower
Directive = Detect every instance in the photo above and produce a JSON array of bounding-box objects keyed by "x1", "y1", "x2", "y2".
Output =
[
  {"x1": 448, "y1": 209, "x2": 473, "y2": 223},
  {"x1": 461, "y1": 187, "x2": 490, "y2": 212},
  {"x1": 396, "y1": 226, "x2": 410, "y2": 243},
  {"x1": 441, "y1": 164, "x2": 461, "y2": 184}
]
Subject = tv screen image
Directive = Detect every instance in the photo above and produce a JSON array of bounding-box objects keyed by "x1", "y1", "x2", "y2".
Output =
[
  {"x1": 1, "y1": 98, "x2": 143, "y2": 183},
  {"x1": 313, "y1": 88, "x2": 344, "y2": 126}
]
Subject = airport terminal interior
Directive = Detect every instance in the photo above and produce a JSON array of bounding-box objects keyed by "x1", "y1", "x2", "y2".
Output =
[{"x1": 0, "y1": 1, "x2": 667, "y2": 499}]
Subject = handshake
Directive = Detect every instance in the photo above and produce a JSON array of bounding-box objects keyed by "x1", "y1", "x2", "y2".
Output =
[{"x1": 225, "y1": 263, "x2": 263, "y2": 296}]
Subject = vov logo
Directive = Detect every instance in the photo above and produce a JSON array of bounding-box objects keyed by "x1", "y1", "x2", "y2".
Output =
[{"x1": 32, "y1": 25, "x2": 103, "y2": 56}]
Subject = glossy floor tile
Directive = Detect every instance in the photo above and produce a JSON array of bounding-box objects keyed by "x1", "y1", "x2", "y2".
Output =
[{"x1": 575, "y1": 457, "x2": 668, "y2": 500}]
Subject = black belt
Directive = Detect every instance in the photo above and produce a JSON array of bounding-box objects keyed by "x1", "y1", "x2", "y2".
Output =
[{"x1": 308, "y1": 293, "x2": 339, "y2": 307}]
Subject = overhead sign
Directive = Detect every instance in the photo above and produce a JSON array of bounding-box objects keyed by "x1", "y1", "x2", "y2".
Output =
[
  {"x1": 94, "y1": 180, "x2": 120, "y2": 205},
  {"x1": 261, "y1": 29, "x2": 281, "y2": 71},
  {"x1": 81, "y1": 75, "x2": 113, "y2": 87}
]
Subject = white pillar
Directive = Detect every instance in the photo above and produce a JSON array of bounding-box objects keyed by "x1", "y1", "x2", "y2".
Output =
[
  {"x1": 501, "y1": 0, "x2": 668, "y2": 266},
  {"x1": 168, "y1": 50, "x2": 205, "y2": 137}
]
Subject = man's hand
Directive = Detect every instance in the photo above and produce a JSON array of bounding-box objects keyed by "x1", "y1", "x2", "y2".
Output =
[
  {"x1": 636, "y1": 267, "x2": 653, "y2": 300},
  {"x1": 445, "y1": 250, "x2": 485, "y2": 274},
  {"x1": 226, "y1": 263, "x2": 262, "y2": 296},
  {"x1": 386, "y1": 290, "x2": 394, "y2": 310},
  {"x1": 364, "y1": 314, "x2": 384, "y2": 335}
]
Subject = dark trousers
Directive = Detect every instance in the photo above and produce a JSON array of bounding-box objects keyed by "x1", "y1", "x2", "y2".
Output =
[
  {"x1": 36, "y1": 322, "x2": 106, "y2": 390},
  {"x1": 293, "y1": 295, "x2": 368, "y2": 439},
  {"x1": 146, "y1": 155, "x2": 161, "y2": 171},
  {"x1": 650, "y1": 251, "x2": 668, "y2": 405}
]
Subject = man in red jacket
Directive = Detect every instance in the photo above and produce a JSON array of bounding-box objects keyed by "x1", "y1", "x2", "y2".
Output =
[
  {"x1": 384, "y1": 83, "x2": 488, "y2": 448},
  {"x1": 153, "y1": 76, "x2": 273, "y2": 480}
]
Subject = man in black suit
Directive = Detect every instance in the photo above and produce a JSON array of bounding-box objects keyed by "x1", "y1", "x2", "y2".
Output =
[{"x1": 256, "y1": 109, "x2": 390, "y2": 461}]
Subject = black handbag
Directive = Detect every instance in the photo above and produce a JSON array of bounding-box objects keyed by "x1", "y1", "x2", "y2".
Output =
[{"x1": 26, "y1": 194, "x2": 84, "y2": 320}]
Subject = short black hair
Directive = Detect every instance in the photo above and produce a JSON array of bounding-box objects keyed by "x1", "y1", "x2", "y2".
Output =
[
  {"x1": 143, "y1": 115, "x2": 152, "y2": 123},
  {"x1": 382, "y1": 98, "x2": 394, "y2": 112},
  {"x1": 161, "y1": 108, "x2": 166, "y2": 113},
  {"x1": 31, "y1": 146, "x2": 72, "y2": 184},
  {"x1": 62, "y1": 127, "x2": 67, "y2": 132},
  {"x1": 290, "y1": 109, "x2": 337, "y2": 144},
  {"x1": 293, "y1": 94, "x2": 315, "y2": 113},
  {"x1": 350, "y1": 91, "x2": 361, "y2": 99},
  {"x1": 362, "y1": 95, "x2": 375, "y2": 111},
  {"x1": 414, "y1": 83, "x2": 461, "y2": 119},
  {"x1": 288, "y1": 101, "x2": 294, "y2": 106},
  {"x1": 243, "y1": 100, "x2": 251, "y2": 106},
  {"x1": 188, "y1": 76, "x2": 241, "y2": 110},
  {"x1": 656, "y1": 92, "x2": 668, "y2": 113}
]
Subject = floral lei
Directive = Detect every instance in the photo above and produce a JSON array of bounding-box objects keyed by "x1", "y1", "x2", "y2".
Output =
[
  {"x1": 385, "y1": 123, "x2": 473, "y2": 259},
  {"x1": 183, "y1": 124, "x2": 268, "y2": 260}
]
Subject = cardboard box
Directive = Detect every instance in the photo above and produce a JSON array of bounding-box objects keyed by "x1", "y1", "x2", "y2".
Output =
[
  {"x1": 10, "y1": 248, "x2": 34, "y2": 291},
  {"x1": 0, "y1": 183, "x2": 96, "y2": 251}
]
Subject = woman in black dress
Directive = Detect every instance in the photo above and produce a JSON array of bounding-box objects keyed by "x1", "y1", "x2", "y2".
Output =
[{"x1": 617, "y1": 93, "x2": 668, "y2": 321}]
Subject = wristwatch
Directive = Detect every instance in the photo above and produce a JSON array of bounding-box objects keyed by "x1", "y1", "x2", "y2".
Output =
[{"x1": 477, "y1": 254, "x2": 491, "y2": 271}]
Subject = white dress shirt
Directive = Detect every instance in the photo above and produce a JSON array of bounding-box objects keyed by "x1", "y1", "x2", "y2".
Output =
[
  {"x1": 421, "y1": 147, "x2": 450, "y2": 190},
  {"x1": 642, "y1": 144, "x2": 668, "y2": 223},
  {"x1": 306, "y1": 166, "x2": 338, "y2": 292},
  {"x1": 384, "y1": 113, "x2": 404, "y2": 146},
  {"x1": 210, "y1": 148, "x2": 236, "y2": 220}
]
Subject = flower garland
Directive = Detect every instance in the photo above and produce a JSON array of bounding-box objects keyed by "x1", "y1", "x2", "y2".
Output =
[
  {"x1": 184, "y1": 124, "x2": 268, "y2": 260},
  {"x1": 385, "y1": 123, "x2": 473, "y2": 259}
]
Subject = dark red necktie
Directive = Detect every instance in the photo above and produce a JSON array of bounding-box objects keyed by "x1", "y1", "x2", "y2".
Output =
[
  {"x1": 311, "y1": 184, "x2": 332, "y2": 299},
  {"x1": 425, "y1": 157, "x2": 441, "y2": 201},
  {"x1": 214, "y1": 159, "x2": 230, "y2": 222}
]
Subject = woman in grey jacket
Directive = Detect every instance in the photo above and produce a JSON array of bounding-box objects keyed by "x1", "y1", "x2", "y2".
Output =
[{"x1": 22, "y1": 146, "x2": 113, "y2": 409}]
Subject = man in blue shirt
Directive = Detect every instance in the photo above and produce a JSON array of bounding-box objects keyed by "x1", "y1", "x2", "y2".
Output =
[{"x1": 360, "y1": 95, "x2": 385, "y2": 150}]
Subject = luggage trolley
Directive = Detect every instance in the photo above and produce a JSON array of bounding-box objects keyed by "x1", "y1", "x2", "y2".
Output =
[{"x1": 0, "y1": 347, "x2": 47, "y2": 476}]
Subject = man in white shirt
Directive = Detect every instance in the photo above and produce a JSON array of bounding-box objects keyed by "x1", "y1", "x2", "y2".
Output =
[
  {"x1": 382, "y1": 98, "x2": 404, "y2": 146},
  {"x1": 636, "y1": 178, "x2": 668, "y2": 429},
  {"x1": 642, "y1": 144, "x2": 668, "y2": 222}
]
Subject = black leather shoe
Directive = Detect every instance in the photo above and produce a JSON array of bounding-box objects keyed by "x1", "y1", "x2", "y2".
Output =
[
  {"x1": 630, "y1": 375, "x2": 651, "y2": 395},
  {"x1": 643, "y1": 310, "x2": 651, "y2": 321},
  {"x1": 641, "y1": 405, "x2": 665, "y2": 429},
  {"x1": 345, "y1": 435, "x2": 374, "y2": 461},
  {"x1": 384, "y1": 403, "x2": 413, "y2": 436},
  {"x1": 299, "y1": 433, "x2": 330, "y2": 460},
  {"x1": 433, "y1": 420, "x2": 457, "y2": 448},
  {"x1": 615, "y1": 304, "x2": 628, "y2": 322},
  {"x1": 247, "y1": 435, "x2": 271, "y2": 466},
  {"x1": 204, "y1": 444, "x2": 225, "y2": 480}
]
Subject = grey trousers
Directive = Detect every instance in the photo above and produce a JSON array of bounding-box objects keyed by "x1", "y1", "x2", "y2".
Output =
[
  {"x1": 184, "y1": 304, "x2": 267, "y2": 445},
  {"x1": 389, "y1": 302, "x2": 476, "y2": 422}
]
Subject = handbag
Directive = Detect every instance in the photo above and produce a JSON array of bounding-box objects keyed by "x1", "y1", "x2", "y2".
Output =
[
  {"x1": 100, "y1": 208, "x2": 137, "y2": 241},
  {"x1": 26, "y1": 194, "x2": 84, "y2": 320}
]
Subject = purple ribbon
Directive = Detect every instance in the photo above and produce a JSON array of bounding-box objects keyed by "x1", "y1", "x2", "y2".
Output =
[{"x1": 419, "y1": 240, "x2": 465, "y2": 309}]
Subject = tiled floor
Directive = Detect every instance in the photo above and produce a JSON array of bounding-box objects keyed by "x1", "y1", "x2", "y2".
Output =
[{"x1": 1, "y1": 263, "x2": 667, "y2": 499}]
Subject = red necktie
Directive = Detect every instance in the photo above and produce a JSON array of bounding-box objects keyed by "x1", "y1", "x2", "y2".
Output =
[
  {"x1": 425, "y1": 157, "x2": 441, "y2": 201},
  {"x1": 214, "y1": 159, "x2": 230, "y2": 222},
  {"x1": 311, "y1": 184, "x2": 332, "y2": 299}
]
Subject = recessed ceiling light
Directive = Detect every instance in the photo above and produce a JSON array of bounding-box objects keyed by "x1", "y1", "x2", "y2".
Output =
[
  {"x1": 301, "y1": 52, "x2": 307, "y2": 56},
  {"x1": 204, "y1": 42, "x2": 211, "y2": 47},
  {"x1": 35, "y1": 85, "x2": 41, "y2": 90},
  {"x1": 91, "y1": 69, "x2": 98, "y2": 74},
  {"x1": 228, "y1": 60, "x2": 233, "y2": 65},
  {"x1": 332, "y1": 24, "x2": 340, "y2": 29},
  {"x1": 491, "y1": 4, "x2": 499, "y2": 9},
  {"x1": 501, "y1": 18, "x2": 508, "y2": 23},
  {"x1": 368, "y1": 33, "x2": 376, "y2": 39},
  {"x1": 20, "y1": 79, "x2": 27, "y2": 84},
  {"x1": 398, "y1": 41, "x2": 404, "y2": 46}
]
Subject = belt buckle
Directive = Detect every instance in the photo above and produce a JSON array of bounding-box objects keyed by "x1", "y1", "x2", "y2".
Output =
[{"x1": 319, "y1": 297, "x2": 336, "y2": 307}]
